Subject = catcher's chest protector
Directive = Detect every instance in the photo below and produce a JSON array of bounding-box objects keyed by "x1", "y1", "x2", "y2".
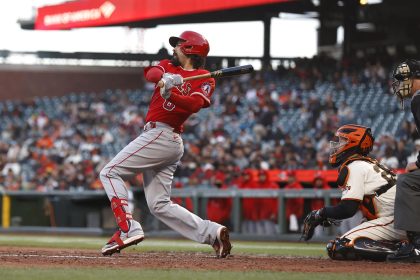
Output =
[{"x1": 337, "y1": 155, "x2": 396, "y2": 195}]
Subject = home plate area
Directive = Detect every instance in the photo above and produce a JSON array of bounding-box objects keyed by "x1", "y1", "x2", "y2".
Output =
[{"x1": 0, "y1": 246, "x2": 418, "y2": 275}]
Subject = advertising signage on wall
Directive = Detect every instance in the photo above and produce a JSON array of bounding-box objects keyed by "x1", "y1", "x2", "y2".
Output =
[{"x1": 35, "y1": 0, "x2": 292, "y2": 30}]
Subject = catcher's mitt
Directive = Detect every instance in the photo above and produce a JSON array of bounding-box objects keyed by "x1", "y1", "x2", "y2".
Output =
[{"x1": 300, "y1": 209, "x2": 340, "y2": 241}]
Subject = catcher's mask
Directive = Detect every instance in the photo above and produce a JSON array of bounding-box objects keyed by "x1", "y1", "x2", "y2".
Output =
[
  {"x1": 329, "y1": 124, "x2": 374, "y2": 168},
  {"x1": 392, "y1": 59, "x2": 420, "y2": 108}
]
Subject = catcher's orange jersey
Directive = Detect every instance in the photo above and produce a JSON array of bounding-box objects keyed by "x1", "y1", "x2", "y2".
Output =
[{"x1": 144, "y1": 59, "x2": 215, "y2": 132}]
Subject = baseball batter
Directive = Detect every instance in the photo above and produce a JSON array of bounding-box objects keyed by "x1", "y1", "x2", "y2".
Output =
[
  {"x1": 301, "y1": 124, "x2": 406, "y2": 261},
  {"x1": 99, "y1": 31, "x2": 231, "y2": 258}
]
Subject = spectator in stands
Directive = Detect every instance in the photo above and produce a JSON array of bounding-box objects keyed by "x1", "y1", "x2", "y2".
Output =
[
  {"x1": 2, "y1": 162, "x2": 20, "y2": 178},
  {"x1": 396, "y1": 120, "x2": 413, "y2": 141},
  {"x1": 310, "y1": 174, "x2": 331, "y2": 211},
  {"x1": 395, "y1": 139, "x2": 411, "y2": 168},
  {"x1": 206, "y1": 176, "x2": 232, "y2": 229},
  {"x1": 36, "y1": 131, "x2": 54, "y2": 149},
  {"x1": 255, "y1": 169, "x2": 279, "y2": 235},
  {"x1": 4, "y1": 168, "x2": 20, "y2": 191},
  {"x1": 310, "y1": 174, "x2": 338, "y2": 238},
  {"x1": 0, "y1": 174, "x2": 4, "y2": 191},
  {"x1": 237, "y1": 170, "x2": 258, "y2": 234},
  {"x1": 6, "y1": 142, "x2": 21, "y2": 162},
  {"x1": 283, "y1": 171, "x2": 304, "y2": 232},
  {"x1": 380, "y1": 146, "x2": 399, "y2": 169},
  {"x1": 406, "y1": 139, "x2": 420, "y2": 164},
  {"x1": 337, "y1": 101, "x2": 355, "y2": 125},
  {"x1": 232, "y1": 146, "x2": 250, "y2": 169}
]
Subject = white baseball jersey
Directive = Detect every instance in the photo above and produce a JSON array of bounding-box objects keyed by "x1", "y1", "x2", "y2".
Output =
[
  {"x1": 341, "y1": 160, "x2": 395, "y2": 219},
  {"x1": 339, "y1": 159, "x2": 405, "y2": 242}
]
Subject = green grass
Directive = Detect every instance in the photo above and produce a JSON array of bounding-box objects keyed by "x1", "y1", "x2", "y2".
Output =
[
  {"x1": 0, "y1": 234, "x2": 326, "y2": 257},
  {"x1": 0, "y1": 268, "x2": 418, "y2": 280}
]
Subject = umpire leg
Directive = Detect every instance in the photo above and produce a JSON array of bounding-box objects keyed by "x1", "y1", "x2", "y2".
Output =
[
  {"x1": 394, "y1": 170, "x2": 420, "y2": 232},
  {"x1": 388, "y1": 171, "x2": 420, "y2": 262}
]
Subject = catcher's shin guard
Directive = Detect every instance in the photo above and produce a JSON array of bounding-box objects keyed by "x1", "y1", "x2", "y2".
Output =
[
  {"x1": 353, "y1": 237, "x2": 400, "y2": 261},
  {"x1": 111, "y1": 197, "x2": 132, "y2": 232},
  {"x1": 327, "y1": 237, "x2": 399, "y2": 261}
]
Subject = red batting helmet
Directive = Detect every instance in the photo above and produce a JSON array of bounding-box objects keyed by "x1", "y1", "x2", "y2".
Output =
[{"x1": 169, "y1": 31, "x2": 210, "y2": 57}]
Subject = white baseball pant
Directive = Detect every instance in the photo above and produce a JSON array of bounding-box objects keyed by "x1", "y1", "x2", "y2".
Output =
[
  {"x1": 100, "y1": 122, "x2": 222, "y2": 245},
  {"x1": 341, "y1": 215, "x2": 406, "y2": 241}
]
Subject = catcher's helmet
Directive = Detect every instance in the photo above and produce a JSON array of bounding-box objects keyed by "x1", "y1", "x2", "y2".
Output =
[
  {"x1": 392, "y1": 59, "x2": 420, "y2": 108},
  {"x1": 169, "y1": 31, "x2": 210, "y2": 57},
  {"x1": 329, "y1": 124, "x2": 374, "y2": 168}
]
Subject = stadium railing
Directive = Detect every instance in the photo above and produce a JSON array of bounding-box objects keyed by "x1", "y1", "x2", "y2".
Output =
[{"x1": 0, "y1": 188, "x2": 342, "y2": 241}]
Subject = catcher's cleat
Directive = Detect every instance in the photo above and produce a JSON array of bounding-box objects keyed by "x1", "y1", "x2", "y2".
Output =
[
  {"x1": 212, "y1": 226, "x2": 232, "y2": 258},
  {"x1": 101, "y1": 220, "x2": 144, "y2": 256}
]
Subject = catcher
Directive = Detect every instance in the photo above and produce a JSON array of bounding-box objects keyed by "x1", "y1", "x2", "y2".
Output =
[{"x1": 301, "y1": 124, "x2": 406, "y2": 261}]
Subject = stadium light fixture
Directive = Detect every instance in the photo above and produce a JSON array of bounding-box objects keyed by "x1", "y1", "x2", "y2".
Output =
[
  {"x1": 311, "y1": 0, "x2": 319, "y2": 6},
  {"x1": 360, "y1": 0, "x2": 383, "y2": 5}
]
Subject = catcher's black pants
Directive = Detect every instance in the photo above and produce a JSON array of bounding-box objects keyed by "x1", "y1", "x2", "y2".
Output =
[{"x1": 394, "y1": 169, "x2": 420, "y2": 232}]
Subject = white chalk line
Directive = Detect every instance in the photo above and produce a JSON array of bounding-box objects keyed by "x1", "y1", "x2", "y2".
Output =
[
  {"x1": 0, "y1": 253, "x2": 107, "y2": 259},
  {"x1": 0, "y1": 253, "x2": 319, "y2": 261}
]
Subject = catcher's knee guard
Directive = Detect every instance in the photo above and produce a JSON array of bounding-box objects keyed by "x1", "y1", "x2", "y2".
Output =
[{"x1": 327, "y1": 237, "x2": 400, "y2": 261}]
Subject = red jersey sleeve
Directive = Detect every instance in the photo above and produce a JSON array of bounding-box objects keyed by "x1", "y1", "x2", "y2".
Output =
[
  {"x1": 167, "y1": 94, "x2": 204, "y2": 113},
  {"x1": 143, "y1": 60, "x2": 170, "y2": 83},
  {"x1": 190, "y1": 78, "x2": 215, "y2": 108}
]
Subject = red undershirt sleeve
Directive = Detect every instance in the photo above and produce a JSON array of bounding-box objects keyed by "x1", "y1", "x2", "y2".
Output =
[{"x1": 168, "y1": 94, "x2": 205, "y2": 113}]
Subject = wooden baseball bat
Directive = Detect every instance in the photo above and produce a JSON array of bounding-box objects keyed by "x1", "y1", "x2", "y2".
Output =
[
  {"x1": 158, "y1": 64, "x2": 254, "y2": 87},
  {"x1": 184, "y1": 64, "x2": 254, "y2": 81}
]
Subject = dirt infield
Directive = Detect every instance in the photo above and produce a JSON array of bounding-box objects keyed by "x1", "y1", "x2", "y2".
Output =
[{"x1": 0, "y1": 247, "x2": 419, "y2": 275}]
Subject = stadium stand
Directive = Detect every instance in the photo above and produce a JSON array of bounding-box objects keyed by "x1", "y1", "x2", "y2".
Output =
[{"x1": 0, "y1": 56, "x2": 414, "y2": 194}]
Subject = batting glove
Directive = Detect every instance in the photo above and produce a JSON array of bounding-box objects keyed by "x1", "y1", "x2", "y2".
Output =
[{"x1": 159, "y1": 73, "x2": 183, "y2": 99}]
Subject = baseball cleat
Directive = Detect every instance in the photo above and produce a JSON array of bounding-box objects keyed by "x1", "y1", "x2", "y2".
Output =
[
  {"x1": 102, "y1": 220, "x2": 144, "y2": 256},
  {"x1": 387, "y1": 242, "x2": 420, "y2": 263},
  {"x1": 212, "y1": 226, "x2": 232, "y2": 258}
]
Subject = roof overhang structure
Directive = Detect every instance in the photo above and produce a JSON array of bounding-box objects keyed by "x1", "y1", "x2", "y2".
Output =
[{"x1": 34, "y1": 0, "x2": 304, "y2": 30}]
